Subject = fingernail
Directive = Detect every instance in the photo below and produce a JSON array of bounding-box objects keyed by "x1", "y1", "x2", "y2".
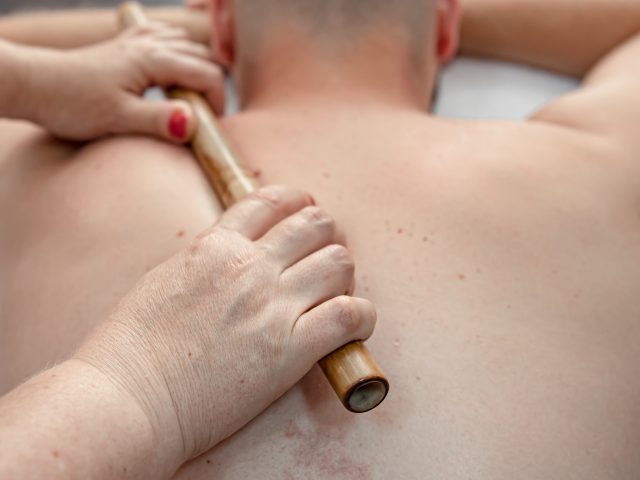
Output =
[
  {"x1": 308, "y1": 194, "x2": 317, "y2": 206},
  {"x1": 169, "y1": 110, "x2": 188, "y2": 139}
]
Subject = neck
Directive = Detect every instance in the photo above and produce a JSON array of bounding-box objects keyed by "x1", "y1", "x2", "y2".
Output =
[{"x1": 235, "y1": 26, "x2": 436, "y2": 113}]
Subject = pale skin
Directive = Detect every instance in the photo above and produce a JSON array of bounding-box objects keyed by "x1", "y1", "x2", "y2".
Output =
[
  {"x1": 0, "y1": 6, "x2": 211, "y2": 49},
  {"x1": 0, "y1": 9, "x2": 378, "y2": 480},
  {"x1": 0, "y1": 22, "x2": 228, "y2": 142},
  {"x1": 0, "y1": 185, "x2": 377, "y2": 479},
  {"x1": 2, "y1": 0, "x2": 640, "y2": 478}
]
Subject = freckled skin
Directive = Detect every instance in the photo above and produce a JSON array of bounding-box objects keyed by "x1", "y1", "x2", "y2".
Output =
[
  {"x1": 2, "y1": 85, "x2": 640, "y2": 480},
  {"x1": 177, "y1": 109, "x2": 640, "y2": 479}
]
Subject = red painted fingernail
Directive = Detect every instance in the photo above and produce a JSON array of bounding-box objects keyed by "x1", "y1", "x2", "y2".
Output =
[
  {"x1": 308, "y1": 194, "x2": 317, "y2": 206},
  {"x1": 169, "y1": 110, "x2": 188, "y2": 139}
]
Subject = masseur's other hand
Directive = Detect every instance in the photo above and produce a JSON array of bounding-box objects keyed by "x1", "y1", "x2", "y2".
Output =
[
  {"x1": 76, "y1": 186, "x2": 376, "y2": 468},
  {"x1": 22, "y1": 23, "x2": 224, "y2": 142}
]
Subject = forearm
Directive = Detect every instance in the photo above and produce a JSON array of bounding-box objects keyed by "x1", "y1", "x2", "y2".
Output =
[
  {"x1": 0, "y1": 39, "x2": 33, "y2": 120},
  {"x1": 0, "y1": 7, "x2": 210, "y2": 49},
  {"x1": 460, "y1": 0, "x2": 640, "y2": 77},
  {"x1": 0, "y1": 40, "x2": 66, "y2": 123},
  {"x1": 0, "y1": 360, "x2": 179, "y2": 480}
]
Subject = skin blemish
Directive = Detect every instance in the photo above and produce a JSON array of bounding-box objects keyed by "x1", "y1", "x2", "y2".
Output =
[
  {"x1": 322, "y1": 172, "x2": 332, "y2": 179},
  {"x1": 422, "y1": 236, "x2": 428, "y2": 243},
  {"x1": 287, "y1": 420, "x2": 371, "y2": 479},
  {"x1": 397, "y1": 228, "x2": 404, "y2": 234},
  {"x1": 291, "y1": 371, "x2": 373, "y2": 477},
  {"x1": 458, "y1": 273, "x2": 466, "y2": 281},
  {"x1": 52, "y1": 450, "x2": 60, "y2": 458},
  {"x1": 206, "y1": 459, "x2": 212, "y2": 465},
  {"x1": 177, "y1": 230, "x2": 186, "y2": 238},
  {"x1": 373, "y1": 410, "x2": 395, "y2": 428},
  {"x1": 188, "y1": 352, "x2": 192, "y2": 358},
  {"x1": 253, "y1": 169, "x2": 263, "y2": 178},
  {"x1": 285, "y1": 419, "x2": 303, "y2": 439}
]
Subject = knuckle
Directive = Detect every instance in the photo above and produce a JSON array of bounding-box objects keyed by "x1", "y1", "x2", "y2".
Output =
[
  {"x1": 208, "y1": 65, "x2": 224, "y2": 81},
  {"x1": 251, "y1": 186, "x2": 283, "y2": 211},
  {"x1": 193, "y1": 226, "x2": 231, "y2": 253},
  {"x1": 130, "y1": 38, "x2": 158, "y2": 57},
  {"x1": 331, "y1": 296, "x2": 361, "y2": 335},
  {"x1": 188, "y1": 231, "x2": 214, "y2": 256},
  {"x1": 327, "y1": 245, "x2": 355, "y2": 272},
  {"x1": 301, "y1": 206, "x2": 335, "y2": 230},
  {"x1": 196, "y1": 229, "x2": 258, "y2": 271},
  {"x1": 128, "y1": 25, "x2": 147, "y2": 37}
]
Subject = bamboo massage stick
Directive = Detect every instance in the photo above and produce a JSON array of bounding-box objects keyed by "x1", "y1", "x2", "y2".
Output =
[{"x1": 117, "y1": 2, "x2": 389, "y2": 413}]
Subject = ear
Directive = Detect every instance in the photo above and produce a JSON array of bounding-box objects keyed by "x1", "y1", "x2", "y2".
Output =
[
  {"x1": 435, "y1": 0, "x2": 461, "y2": 64},
  {"x1": 210, "y1": 0, "x2": 236, "y2": 67}
]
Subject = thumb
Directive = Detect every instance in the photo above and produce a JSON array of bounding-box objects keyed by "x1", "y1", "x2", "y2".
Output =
[{"x1": 114, "y1": 97, "x2": 197, "y2": 143}]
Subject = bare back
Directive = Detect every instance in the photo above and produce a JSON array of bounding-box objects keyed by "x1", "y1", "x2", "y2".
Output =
[
  {"x1": 2, "y1": 94, "x2": 640, "y2": 478},
  {"x1": 177, "y1": 110, "x2": 640, "y2": 479}
]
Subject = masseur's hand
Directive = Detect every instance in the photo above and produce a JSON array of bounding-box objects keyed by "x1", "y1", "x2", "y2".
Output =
[
  {"x1": 77, "y1": 186, "x2": 376, "y2": 471},
  {"x1": 17, "y1": 23, "x2": 224, "y2": 142}
]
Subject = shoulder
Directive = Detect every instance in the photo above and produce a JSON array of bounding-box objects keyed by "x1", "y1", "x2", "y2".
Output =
[{"x1": 530, "y1": 33, "x2": 640, "y2": 156}]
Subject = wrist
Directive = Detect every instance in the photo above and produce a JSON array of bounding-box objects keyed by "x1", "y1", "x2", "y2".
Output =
[
  {"x1": 68, "y1": 359, "x2": 181, "y2": 477},
  {"x1": 0, "y1": 40, "x2": 31, "y2": 120},
  {"x1": 74, "y1": 320, "x2": 187, "y2": 468},
  {"x1": 0, "y1": 40, "x2": 54, "y2": 123},
  {"x1": 0, "y1": 360, "x2": 176, "y2": 479}
]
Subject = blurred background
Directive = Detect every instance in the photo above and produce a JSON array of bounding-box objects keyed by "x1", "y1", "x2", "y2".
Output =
[{"x1": 1, "y1": 0, "x2": 177, "y2": 14}]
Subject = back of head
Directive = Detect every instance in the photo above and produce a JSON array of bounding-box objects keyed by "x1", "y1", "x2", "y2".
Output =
[
  {"x1": 232, "y1": 0, "x2": 436, "y2": 63},
  {"x1": 211, "y1": 0, "x2": 459, "y2": 107}
]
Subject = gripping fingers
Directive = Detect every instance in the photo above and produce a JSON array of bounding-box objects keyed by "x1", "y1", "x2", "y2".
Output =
[
  {"x1": 257, "y1": 206, "x2": 339, "y2": 269},
  {"x1": 149, "y1": 54, "x2": 225, "y2": 114},
  {"x1": 292, "y1": 296, "x2": 377, "y2": 366},
  {"x1": 164, "y1": 40, "x2": 212, "y2": 61},
  {"x1": 280, "y1": 244, "x2": 356, "y2": 315},
  {"x1": 215, "y1": 186, "x2": 315, "y2": 240},
  {"x1": 143, "y1": 22, "x2": 188, "y2": 39}
]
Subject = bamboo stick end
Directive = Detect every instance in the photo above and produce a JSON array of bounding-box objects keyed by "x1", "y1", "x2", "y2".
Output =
[{"x1": 346, "y1": 378, "x2": 389, "y2": 413}]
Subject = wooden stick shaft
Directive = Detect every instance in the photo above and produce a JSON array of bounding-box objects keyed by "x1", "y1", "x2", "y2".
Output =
[{"x1": 118, "y1": 2, "x2": 389, "y2": 413}]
